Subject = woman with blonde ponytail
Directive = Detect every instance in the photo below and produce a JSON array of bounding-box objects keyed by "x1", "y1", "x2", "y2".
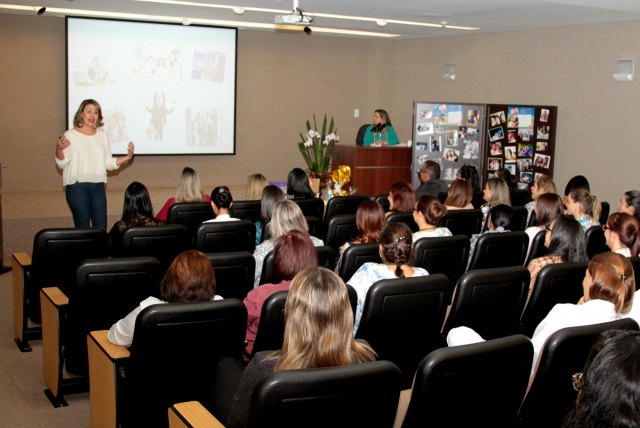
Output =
[
  {"x1": 227, "y1": 267, "x2": 375, "y2": 428},
  {"x1": 347, "y1": 222, "x2": 429, "y2": 334},
  {"x1": 566, "y1": 188, "x2": 601, "y2": 231}
]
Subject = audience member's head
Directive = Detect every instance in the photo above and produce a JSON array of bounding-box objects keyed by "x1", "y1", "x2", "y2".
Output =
[
  {"x1": 260, "y1": 185, "x2": 285, "y2": 225},
  {"x1": 269, "y1": 199, "x2": 308, "y2": 241},
  {"x1": 276, "y1": 267, "x2": 375, "y2": 370},
  {"x1": 583, "y1": 252, "x2": 635, "y2": 315},
  {"x1": 531, "y1": 175, "x2": 557, "y2": 201},
  {"x1": 535, "y1": 193, "x2": 563, "y2": 228},
  {"x1": 564, "y1": 175, "x2": 590, "y2": 199},
  {"x1": 545, "y1": 215, "x2": 588, "y2": 262},
  {"x1": 414, "y1": 194, "x2": 447, "y2": 227},
  {"x1": 423, "y1": 160, "x2": 441, "y2": 180},
  {"x1": 211, "y1": 186, "x2": 233, "y2": 214},
  {"x1": 273, "y1": 230, "x2": 319, "y2": 282},
  {"x1": 388, "y1": 181, "x2": 415, "y2": 213},
  {"x1": 286, "y1": 168, "x2": 315, "y2": 199},
  {"x1": 605, "y1": 212, "x2": 640, "y2": 257},
  {"x1": 458, "y1": 164, "x2": 480, "y2": 191},
  {"x1": 619, "y1": 190, "x2": 640, "y2": 222},
  {"x1": 354, "y1": 200, "x2": 387, "y2": 244},
  {"x1": 380, "y1": 222, "x2": 414, "y2": 278},
  {"x1": 484, "y1": 177, "x2": 512, "y2": 206},
  {"x1": 159, "y1": 250, "x2": 216, "y2": 303},
  {"x1": 245, "y1": 173, "x2": 269, "y2": 200},
  {"x1": 567, "y1": 189, "x2": 601, "y2": 221},
  {"x1": 121, "y1": 181, "x2": 154, "y2": 220},
  {"x1": 444, "y1": 179, "x2": 473, "y2": 208},
  {"x1": 488, "y1": 204, "x2": 513, "y2": 231},
  {"x1": 175, "y1": 167, "x2": 206, "y2": 202},
  {"x1": 493, "y1": 168, "x2": 515, "y2": 189}
]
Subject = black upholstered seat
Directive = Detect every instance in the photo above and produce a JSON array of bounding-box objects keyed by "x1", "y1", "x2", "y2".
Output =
[
  {"x1": 510, "y1": 189, "x2": 529, "y2": 207},
  {"x1": 194, "y1": 220, "x2": 256, "y2": 254},
  {"x1": 585, "y1": 225, "x2": 608, "y2": 259},
  {"x1": 375, "y1": 194, "x2": 390, "y2": 212},
  {"x1": 205, "y1": 251, "x2": 255, "y2": 300},
  {"x1": 121, "y1": 224, "x2": 190, "y2": 274},
  {"x1": 323, "y1": 195, "x2": 370, "y2": 224},
  {"x1": 439, "y1": 209, "x2": 483, "y2": 238},
  {"x1": 337, "y1": 242, "x2": 381, "y2": 281},
  {"x1": 510, "y1": 206, "x2": 528, "y2": 231},
  {"x1": 524, "y1": 229, "x2": 547, "y2": 266},
  {"x1": 323, "y1": 213, "x2": 359, "y2": 252},
  {"x1": 166, "y1": 202, "x2": 214, "y2": 241},
  {"x1": 467, "y1": 231, "x2": 529, "y2": 271},
  {"x1": 292, "y1": 197, "x2": 325, "y2": 222},
  {"x1": 387, "y1": 211, "x2": 419, "y2": 232},
  {"x1": 413, "y1": 235, "x2": 470, "y2": 287},
  {"x1": 230, "y1": 199, "x2": 262, "y2": 223}
]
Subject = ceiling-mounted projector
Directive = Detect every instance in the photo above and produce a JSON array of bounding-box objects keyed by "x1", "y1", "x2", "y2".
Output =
[{"x1": 274, "y1": 10, "x2": 314, "y2": 26}]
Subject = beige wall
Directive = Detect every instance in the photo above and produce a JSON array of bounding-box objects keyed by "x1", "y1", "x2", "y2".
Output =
[{"x1": 1, "y1": 14, "x2": 638, "y2": 205}]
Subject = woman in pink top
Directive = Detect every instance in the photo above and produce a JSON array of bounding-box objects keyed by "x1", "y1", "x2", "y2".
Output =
[{"x1": 156, "y1": 167, "x2": 210, "y2": 221}]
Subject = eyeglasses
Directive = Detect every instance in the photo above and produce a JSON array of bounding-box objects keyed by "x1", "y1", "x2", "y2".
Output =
[
  {"x1": 572, "y1": 372, "x2": 584, "y2": 391},
  {"x1": 545, "y1": 226, "x2": 553, "y2": 232},
  {"x1": 602, "y1": 225, "x2": 610, "y2": 232},
  {"x1": 416, "y1": 170, "x2": 426, "y2": 177}
]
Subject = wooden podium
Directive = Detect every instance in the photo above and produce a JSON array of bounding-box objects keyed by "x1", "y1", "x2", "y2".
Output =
[{"x1": 333, "y1": 145, "x2": 412, "y2": 197}]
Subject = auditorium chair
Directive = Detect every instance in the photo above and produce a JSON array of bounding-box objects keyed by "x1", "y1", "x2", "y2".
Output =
[
  {"x1": 12, "y1": 227, "x2": 108, "y2": 352},
  {"x1": 518, "y1": 318, "x2": 639, "y2": 427},
  {"x1": 386, "y1": 211, "x2": 419, "y2": 232},
  {"x1": 87, "y1": 299, "x2": 247, "y2": 428},
  {"x1": 337, "y1": 242, "x2": 381, "y2": 282},
  {"x1": 194, "y1": 220, "x2": 256, "y2": 254},
  {"x1": 374, "y1": 194, "x2": 390, "y2": 212},
  {"x1": 439, "y1": 209, "x2": 483, "y2": 238},
  {"x1": 39, "y1": 257, "x2": 161, "y2": 406},
  {"x1": 437, "y1": 191, "x2": 447, "y2": 204},
  {"x1": 355, "y1": 274, "x2": 451, "y2": 389},
  {"x1": 630, "y1": 256, "x2": 640, "y2": 290},
  {"x1": 322, "y1": 213, "x2": 358, "y2": 252},
  {"x1": 323, "y1": 195, "x2": 370, "y2": 224},
  {"x1": 259, "y1": 246, "x2": 335, "y2": 285},
  {"x1": 291, "y1": 197, "x2": 325, "y2": 222},
  {"x1": 166, "y1": 202, "x2": 214, "y2": 243},
  {"x1": 413, "y1": 235, "x2": 470, "y2": 287},
  {"x1": 442, "y1": 266, "x2": 530, "y2": 340},
  {"x1": 524, "y1": 229, "x2": 547, "y2": 266},
  {"x1": 510, "y1": 206, "x2": 529, "y2": 231},
  {"x1": 527, "y1": 209, "x2": 537, "y2": 228},
  {"x1": 399, "y1": 335, "x2": 533, "y2": 428},
  {"x1": 519, "y1": 262, "x2": 588, "y2": 338},
  {"x1": 585, "y1": 225, "x2": 608, "y2": 259},
  {"x1": 229, "y1": 199, "x2": 261, "y2": 224},
  {"x1": 205, "y1": 252, "x2": 255, "y2": 300},
  {"x1": 120, "y1": 224, "x2": 190, "y2": 275},
  {"x1": 471, "y1": 191, "x2": 485, "y2": 209},
  {"x1": 598, "y1": 201, "x2": 610, "y2": 225},
  {"x1": 467, "y1": 231, "x2": 529, "y2": 271},
  {"x1": 169, "y1": 360, "x2": 401, "y2": 428},
  {"x1": 510, "y1": 189, "x2": 529, "y2": 207}
]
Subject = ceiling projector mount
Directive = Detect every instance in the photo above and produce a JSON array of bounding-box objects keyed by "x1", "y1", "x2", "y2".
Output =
[{"x1": 275, "y1": 0, "x2": 315, "y2": 34}]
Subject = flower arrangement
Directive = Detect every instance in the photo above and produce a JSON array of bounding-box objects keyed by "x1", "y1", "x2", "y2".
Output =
[{"x1": 298, "y1": 114, "x2": 340, "y2": 173}]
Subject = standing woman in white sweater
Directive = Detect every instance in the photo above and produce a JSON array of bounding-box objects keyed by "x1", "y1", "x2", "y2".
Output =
[{"x1": 55, "y1": 99, "x2": 134, "y2": 230}]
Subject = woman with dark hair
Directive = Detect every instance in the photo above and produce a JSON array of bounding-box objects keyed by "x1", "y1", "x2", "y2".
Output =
[
  {"x1": 444, "y1": 179, "x2": 474, "y2": 210},
  {"x1": 563, "y1": 175, "x2": 590, "y2": 204},
  {"x1": 228, "y1": 267, "x2": 375, "y2": 428},
  {"x1": 524, "y1": 193, "x2": 563, "y2": 258},
  {"x1": 363, "y1": 109, "x2": 399, "y2": 146},
  {"x1": 493, "y1": 168, "x2": 516, "y2": 189},
  {"x1": 467, "y1": 204, "x2": 513, "y2": 269},
  {"x1": 618, "y1": 190, "x2": 640, "y2": 223},
  {"x1": 605, "y1": 212, "x2": 640, "y2": 257},
  {"x1": 156, "y1": 166, "x2": 210, "y2": 221},
  {"x1": 413, "y1": 195, "x2": 451, "y2": 241},
  {"x1": 458, "y1": 164, "x2": 480, "y2": 192},
  {"x1": 335, "y1": 200, "x2": 387, "y2": 273},
  {"x1": 286, "y1": 168, "x2": 315, "y2": 199},
  {"x1": 527, "y1": 215, "x2": 588, "y2": 293},
  {"x1": 525, "y1": 175, "x2": 557, "y2": 224},
  {"x1": 387, "y1": 181, "x2": 416, "y2": 216},
  {"x1": 107, "y1": 250, "x2": 221, "y2": 346},
  {"x1": 255, "y1": 185, "x2": 285, "y2": 245},
  {"x1": 566, "y1": 189, "x2": 601, "y2": 231},
  {"x1": 562, "y1": 330, "x2": 640, "y2": 428},
  {"x1": 108, "y1": 182, "x2": 164, "y2": 256},
  {"x1": 347, "y1": 222, "x2": 428, "y2": 334},
  {"x1": 243, "y1": 230, "x2": 319, "y2": 358},
  {"x1": 56, "y1": 99, "x2": 134, "y2": 230},
  {"x1": 204, "y1": 186, "x2": 239, "y2": 222}
]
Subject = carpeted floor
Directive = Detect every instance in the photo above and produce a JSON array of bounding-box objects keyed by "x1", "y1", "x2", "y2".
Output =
[{"x1": 0, "y1": 269, "x2": 89, "y2": 428}]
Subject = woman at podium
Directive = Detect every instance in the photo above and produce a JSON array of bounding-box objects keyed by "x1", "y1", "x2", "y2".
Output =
[{"x1": 363, "y1": 109, "x2": 399, "y2": 146}]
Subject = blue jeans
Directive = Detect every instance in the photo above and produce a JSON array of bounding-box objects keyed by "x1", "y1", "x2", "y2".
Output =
[{"x1": 66, "y1": 182, "x2": 107, "y2": 230}]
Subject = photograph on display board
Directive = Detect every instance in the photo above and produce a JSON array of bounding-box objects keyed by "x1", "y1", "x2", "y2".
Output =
[
  {"x1": 463, "y1": 140, "x2": 479, "y2": 159},
  {"x1": 508, "y1": 130, "x2": 517, "y2": 143},
  {"x1": 517, "y1": 183, "x2": 529, "y2": 190},
  {"x1": 444, "y1": 166, "x2": 459, "y2": 181},
  {"x1": 534, "y1": 153, "x2": 551, "y2": 169},
  {"x1": 507, "y1": 114, "x2": 519, "y2": 128},
  {"x1": 420, "y1": 109, "x2": 432, "y2": 119},
  {"x1": 417, "y1": 122, "x2": 434, "y2": 135},
  {"x1": 488, "y1": 158, "x2": 502, "y2": 170},
  {"x1": 431, "y1": 136, "x2": 441, "y2": 152},
  {"x1": 444, "y1": 105, "x2": 464, "y2": 126},
  {"x1": 489, "y1": 126, "x2": 504, "y2": 141},
  {"x1": 518, "y1": 143, "x2": 534, "y2": 157},
  {"x1": 490, "y1": 142, "x2": 503, "y2": 156},
  {"x1": 444, "y1": 149, "x2": 460, "y2": 162},
  {"x1": 536, "y1": 141, "x2": 548, "y2": 152},
  {"x1": 417, "y1": 154, "x2": 429, "y2": 164},
  {"x1": 467, "y1": 127, "x2": 478, "y2": 137},
  {"x1": 434, "y1": 104, "x2": 448, "y2": 124},
  {"x1": 466, "y1": 110, "x2": 480, "y2": 126},
  {"x1": 537, "y1": 125, "x2": 550, "y2": 139},
  {"x1": 506, "y1": 164, "x2": 516, "y2": 175},
  {"x1": 519, "y1": 128, "x2": 533, "y2": 141},
  {"x1": 416, "y1": 143, "x2": 428, "y2": 151},
  {"x1": 435, "y1": 125, "x2": 445, "y2": 134},
  {"x1": 520, "y1": 172, "x2": 533, "y2": 184},
  {"x1": 517, "y1": 158, "x2": 533, "y2": 172},
  {"x1": 505, "y1": 146, "x2": 516, "y2": 161},
  {"x1": 540, "y1": 109, "x2": 550, "y2": 122},
  {"x1": 459, "y1": 126, "x2": 467, "y2": 138},
  {"x1": 446, "y1": 130, "x2": 458, "y2": 146},
  {"x1": 508, "y1": 107, "x2": 535, "y2": 128},
  {"x1": 489, "y1": 111, "x2": 506, "y2": 127},
  {"x1": 534, "y1": 172, "x2": 543, "y2": 182}
]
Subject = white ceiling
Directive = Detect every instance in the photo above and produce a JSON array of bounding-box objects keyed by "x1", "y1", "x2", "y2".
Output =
[{"x1": 5, "y1": 0, "x2": 640, "y2": 38}]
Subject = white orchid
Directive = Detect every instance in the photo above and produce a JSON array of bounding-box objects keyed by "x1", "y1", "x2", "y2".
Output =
[
  {"x1": 322, "y1": 138, "x2": 329, "y2": 145},
  {"x1": 298, "y1": 114, "x2": 340, "y2": 173},
  {"x1": 308, "y1": 129, "x2": 315, "y2": 138},
  {"x1": 304, "y1": 138, "x2": 313, "y2": 147}
]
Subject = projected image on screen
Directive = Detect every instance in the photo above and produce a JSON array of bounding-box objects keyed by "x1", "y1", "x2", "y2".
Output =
[{"x1": 67, "y1": 17, "x2": 237, "y2": 155}]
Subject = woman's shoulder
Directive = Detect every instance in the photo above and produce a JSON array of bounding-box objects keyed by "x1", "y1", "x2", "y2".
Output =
[{"x1": 411, "y1": 267, "x2": 429, "y2": 276}]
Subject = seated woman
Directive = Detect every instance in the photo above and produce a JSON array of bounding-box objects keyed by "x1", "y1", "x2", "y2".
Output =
[
  {"x1": 617, "y1": 190, "x2": 640, "y2": 224},
  {"x1": 561, "y1": 330, "x2": 640, "y2": 428},
  {"x1": 243, "y1": 230, "x2": 319, "y2": 358},
  {"x1": 563, "y1": 175, "x2": 590, "y2": 207},
  {"x1": 156, "y1": 167, "x2": 210, "y2": 221},
  {"x1": 245, "y1": 173, "x2": 268, "y2": 200},
  {"x1": 203, "y1": 186, "x2": 239, "y2": 222},
  {"x1": 286, "y1": 168, "x2": 315, "y2": 199},
  {"x1": 444, "y1": 179, "x2": 474, "y2": 210},
  {"x1": 227, "y1": 267, "x2": 375, "y2": 428},
  {"x1": 363, "y1": 109, "x2": 399, "y2": 146},
  {"x1": 524, "y1": 193, "x2": 563, "y2": 259},
  {"x1": 566, "y1": 188, "x2": 601, "y2": 231},
  {"x1": 527, "y1": 215, "x2": 588, "y2": 294},
  {"x1": 412, "y1": 195, "x2": 452, "y2": 242},
  {"x1": 386, "y1": 181, "x2": 415, "y2": 216},
  {"x1": 525, "y1": 175, "x2": 557, "y2": 225},
  {"x1": 458, "y1": 164, "x2": 480, "y2": 192},
  {"x1": 347, "y1": 222, "x2": 429, "y2": 334},
  {"x1": 604, "y1": 212, "x2": 640, "y2": 257},
  {"x1": 107, "y1": 250, "x2": 222, "y2": 346},
  {"x1": 480, "y1": 177, "x2": 511, "y2": 231},
  {"x1": 493, "y1": 168, "x2": 516, "y2": 189},
  {"x1": 467, "y1": 204, "x2": 513, "y2": 270},
  {"x1": 449, "y1": 252, "x2": 639, "y2": 377},
  {"x1": 108, "y1": 181, "x2": 165, "y2": 256},
  {"x1": 256, "y1": 185, "x2": 285, "y2": 245},
  {"x1": 335, "y1": 200, "x2": 387, "y2": 273},
  {"x1": 253, "y1": 199, "x2": 324, "y2": 288}
]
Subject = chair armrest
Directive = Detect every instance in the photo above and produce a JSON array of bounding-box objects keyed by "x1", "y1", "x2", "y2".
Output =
[
  {"x1": 88, "y1": 330, "x2": 130, "y2": 428},
  {"x1": 12, "y1": 253, "x2": 32, "y2": 342},
  {"x1": 169, "y1": 401, "x2": 226, "y2": 428},
  {"x1": 41, "y1": 287, "x2": 69, "y2": 397}
]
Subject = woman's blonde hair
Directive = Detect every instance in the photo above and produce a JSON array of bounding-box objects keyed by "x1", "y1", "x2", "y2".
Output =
[
  {"x1": 175, "y1": 167, "x2": 206, "y2": 202},
  {"x1": 245, "y1": 173, "x2": 269, "y2": 200},
  {"x1": 487, "y1": 177, "x2": 512, "y2": 206},
  {"x1": 570, "y1": 189, "x2": 601, "y2": 222},
  {"x1": 274, "y1": 267, "x2": 375, "y2": 370},
  {"x1": 587, "y1": 252, "x2": 635, "y2": 315},
  {"x1": 269, "y1": 199, "x2": 308, "y2": 240},
  {"x1": 536, "y1": 175, "x2": 557, "y2": 195}
]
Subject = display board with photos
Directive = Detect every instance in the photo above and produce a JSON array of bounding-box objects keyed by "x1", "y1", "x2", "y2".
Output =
[
  {"x1": 411, "y1": 102, "x2": 486, "y2": 191},
  {"x1": 485, "y1": 104, "x2": 557, "y2": 192}
]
